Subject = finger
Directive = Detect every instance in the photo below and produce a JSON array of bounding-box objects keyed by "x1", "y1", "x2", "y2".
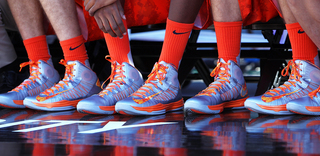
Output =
[
  {"x1": 85, "y1": 0, "x2": 95, "y2": 13},
  {"x1": 116, "y1": 0, "x2": 126, "y2": 20},
  {"x1": 94, "y1": 15, "x2": 107, "y2": 33},
  {"x1": 88, "y1": 3, "x2": 100, "y2": 16},
  {"x1": 109, "y1": 15, "x2": 123, "y2": 38},
  {"x1": 101, "y1": 15, "x2": 117, "y2": 37},
  {"x1": 89, "y1": 0, "x2": 117, "y2": 16},
  {"x1": 112, "y1": 6, "x2": 126, "y2": 35},
  {"x1": 84, "y1": 0, "x2": 89, "y2": 6}
]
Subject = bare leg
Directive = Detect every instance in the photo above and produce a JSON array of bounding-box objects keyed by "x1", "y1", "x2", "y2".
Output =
[
  {"x1": 168, "y1": 0, "x2": 205, "y2": 23},
  {"x1": 277, "y1": 0, "x2": 297, "y2": 24},
  {"x1": 286, "y1": 0, "x2": 320, "y2": 48},
  {"x1": 211, "y1": 0, "x2": 241, "y2": 22},
  {"x1": 8, "y1": 0, "x2": 45, "y2": 40},
  {"x1": 39, "y1": 0, "x2": 81, "y2": 41}
]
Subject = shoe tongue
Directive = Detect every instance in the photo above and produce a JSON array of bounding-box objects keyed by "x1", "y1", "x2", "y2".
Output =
[
  {"x1": 218, "y1": 58, "x2": 228, "y2": 71},
  {"x1": 158, "y1": 61, "x2": 167, "y2": 66},
  {"x1": 154, "y1": 61, "x2": 168, "y2": 74},
  {"x1": 66, "y1": 60, "x2": 90, "y2": 67},
  {"x1": 219, "y1": 58, "x2": 227, "y2": 64},
  {"x1": 291, "y1": 59, "x2": 304, "y2": 77},
  {"x1": 112, "y1": 61, "x2": 125, "y2": 79}
]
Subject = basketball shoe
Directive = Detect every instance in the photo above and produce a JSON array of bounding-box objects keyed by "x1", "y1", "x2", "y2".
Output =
[
  {"x1": 77, "y1": 60, "x2": 143, "y2": 114},
  {"x1": 23, "y1": 59, "x2": 101, "y2": 111},
  {"x1": 0, "y1": 59, "x2": 59, "y2": 108},
  {"x1": 287, "y1": 86, "x2": 320, "y2": 115},
  {"x1": 115, "y1": 61, "x2": 184, "y2": 115},
  {"x1": 184, "y1": 58, "x2": 248, "y2": 114},
  {"x1": 245, "y1": 60, "x2": 320, "y2": 115}
]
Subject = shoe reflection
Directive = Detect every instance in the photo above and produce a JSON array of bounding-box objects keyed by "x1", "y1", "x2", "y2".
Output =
[
  {"x1": 185, "y1": 110, "x2": 251, "y2": 155},
  {"x1": 246, "y1": 114, "x2": 320, "y2": 154}
]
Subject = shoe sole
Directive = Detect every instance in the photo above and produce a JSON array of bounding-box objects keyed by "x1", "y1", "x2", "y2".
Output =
[
  {"x1": 24, "y1": 99, "x2": 80, "y2": 111},
  {"x1": 244, "y1": 101, "x2": 293, "y2": 115},
  {"x1": 0, "y1": 96, "x2": 26, "y2": 109},
  {"x1": 77, "y1": 104, "x2": 116, "y2": 115},
  {"x1": 116, "y1": 99, "x2": 184, "y2": 115},
  {"x1": 287, "y1": 103, "x2": 320, "y2": 115},
  {"x1": 184, "y1": 97, "x2": 248, "y2": 114}
]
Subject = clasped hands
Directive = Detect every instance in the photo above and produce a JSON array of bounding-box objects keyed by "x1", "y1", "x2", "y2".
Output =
[{"x1": 84, "y1": 0, "x2": 126, "y2": 38}]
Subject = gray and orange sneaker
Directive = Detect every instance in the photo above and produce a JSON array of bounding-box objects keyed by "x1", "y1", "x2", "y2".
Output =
[
  {"x1": 245, "y1": 60, "x2": 320, "y2": 115},
  {"x1": 77, "y1": 60, "x2": 143, "y2": 115},
  {"x1": 184, "y1": 58, "x2": 248, "y2": 114},
  {"x1": 115, "y1": 61, "x2": 184, "y2": 115},
  {"x1": 0, "y1": 59, "x2": 59, "y2": 108},
  {"x1": 24, "y1": 59, "x2": 101, "y2": 111}
]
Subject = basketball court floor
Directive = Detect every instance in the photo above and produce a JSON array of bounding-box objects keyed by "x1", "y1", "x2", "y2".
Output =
[
  {"x1": 0, "y1": 108, "x2": 318, "y2": 155},
  {"x1": 0, "y1": 30, "x2": 318, "y2": 156}
]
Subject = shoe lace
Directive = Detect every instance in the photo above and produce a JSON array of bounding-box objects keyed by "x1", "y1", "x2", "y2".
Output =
[
  {"x1": 132, "y1": 62, "x2": 168, "y2": 98},
  {"x1": 197, "y1": 60, "x2": 231, "y2": 96},
  {"x1": 266, "y1": 60, "x2": 302, "y2": 96},
  {"x1": 99, "y1": 56, "x2": 126, "y2": 96},
  {"x1": 12, "y1": 61, "x2": 41, "y2": 92},
  {"x1": 42, "y1": 59, "x2": 75, "y2": 95}
]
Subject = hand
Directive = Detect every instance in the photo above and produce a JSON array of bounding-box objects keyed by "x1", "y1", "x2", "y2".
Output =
[
  {"x1": 93, "y1": 1, "x2": 126, "y2": 37},
  {"x1": 84, "y1": 0, "x2": 117, "y2": 16}
]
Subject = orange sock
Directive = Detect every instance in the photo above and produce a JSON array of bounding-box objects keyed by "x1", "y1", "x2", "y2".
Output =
[
  {"x1": 158, "y1": 18, "x2": 194, "y2": 69},
  {"x1": 60, "y1": 35, "x2": 88, "y2": 64},
  {"x1": 215, "y1": 21, "x2": 242, "y2": 64},
  {"x1": 286, "y1": 22, "x2": 318, "y2": 64},
  {"x1": 104, "y1": 20, "x2": 132, "y2": 65},
  {"x1": 23, "y1": 35, "x2": 51, "y2": 62}
]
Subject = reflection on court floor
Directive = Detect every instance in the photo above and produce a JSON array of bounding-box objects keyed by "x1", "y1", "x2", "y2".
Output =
[{"x1": 0, "y1": 109, "x2": 319, "y2": 155}]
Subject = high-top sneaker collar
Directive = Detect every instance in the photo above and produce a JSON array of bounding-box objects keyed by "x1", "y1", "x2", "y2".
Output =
[{"x1": 100, "y1": 61, "x2": 143, "y2": 95}]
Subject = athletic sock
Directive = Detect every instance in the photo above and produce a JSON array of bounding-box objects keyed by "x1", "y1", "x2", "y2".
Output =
[
  {"x1": 60, "y1": 35, "x2": 88, "y2": 64},
  {"x1": 23, "y1": 35, "x2": 51, "y2": 62},
  {"x1": 286, "y1": 22, "x2": 318, "y2": 64},
  {"x1": 104, "y1": 20, "x2": 133, "y2": 65},
  {"x1": 215, "y1": 21, "x2": 242, "y2": 64},
  {"x1": 158, "y1": 18, "x2": 194, "y2": 69}
]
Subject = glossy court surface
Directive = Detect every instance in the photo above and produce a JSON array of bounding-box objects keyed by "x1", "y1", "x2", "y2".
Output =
[{"x1": 0, "y1": 108, "x2": 319, "y2": 156}]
